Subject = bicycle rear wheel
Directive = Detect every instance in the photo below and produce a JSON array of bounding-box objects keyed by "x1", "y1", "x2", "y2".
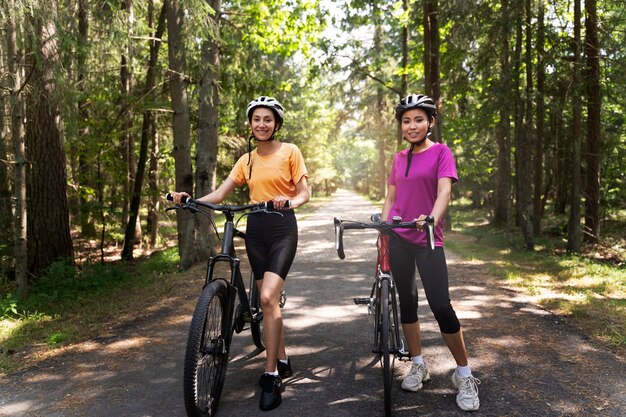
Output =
[
  {"x1": 249, "y1": 273, "x2": 265, "y2": 351},
  {"x1": 183, "y1": 279, "x2": 230, "y2": 417},
  {"x1": 380, "y1": 279, "x2": 393, "y2": 417}
]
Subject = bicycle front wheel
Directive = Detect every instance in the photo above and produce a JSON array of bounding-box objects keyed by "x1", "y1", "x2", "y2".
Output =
[
  {"x1": 183, "y1": 279, "x2": 230, "y2": 417},
  {"x1": 249, "y1": 273, "x2": 265, "y2": 351},
  {"x1": 380, "y1": 279, "x2": 393, "y2": 417}
]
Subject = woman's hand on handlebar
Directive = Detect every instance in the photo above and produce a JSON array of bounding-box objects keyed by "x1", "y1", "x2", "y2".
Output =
[
  {"x1": 414, "y1": 214, "x2": 434, "y2": 232},
  {"x1": 271, "y1": 195, "x2": 292, "y2": 210},
  {"x1": 169, "y1": 191, "x2": 191, "y2": 205}
]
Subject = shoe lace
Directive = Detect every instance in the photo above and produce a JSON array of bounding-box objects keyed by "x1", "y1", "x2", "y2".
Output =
[
  {"x1": 459, "y1": 375, "x2": 481, "y2": 396},
  {"x1": 410, "y1": 363, "x2": 426, "y2": 378}
]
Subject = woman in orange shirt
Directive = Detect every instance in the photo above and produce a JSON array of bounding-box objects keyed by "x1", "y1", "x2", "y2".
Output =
[{"x1": 170, "y1": 96, "x2": 309, "y2": 412}]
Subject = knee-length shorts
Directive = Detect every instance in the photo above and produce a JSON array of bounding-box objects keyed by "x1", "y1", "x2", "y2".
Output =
[{"x1": 245, "y1": 210, "x2": 298, "y2": 280}]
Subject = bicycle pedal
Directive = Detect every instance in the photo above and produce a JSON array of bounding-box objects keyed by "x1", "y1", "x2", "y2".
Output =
[
  {"x1": 394, "y1": 349, "x2": 411, "y2": 359},
  {"x1": 353, "y1": 297, "x2": 370, "y2": 305}
]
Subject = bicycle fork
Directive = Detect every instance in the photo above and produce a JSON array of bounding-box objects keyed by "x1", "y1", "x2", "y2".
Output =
[{"x1": 354, "y1": 274, "x2": 410, "y2": 359}]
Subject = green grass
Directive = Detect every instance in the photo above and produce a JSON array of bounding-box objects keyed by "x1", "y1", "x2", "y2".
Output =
[
  {"x1": 447, "y1": 203, "x2": 626, "y2": 353},
  {"x1": 0, "y1": 247, "x2": 182, "y2": 373}
]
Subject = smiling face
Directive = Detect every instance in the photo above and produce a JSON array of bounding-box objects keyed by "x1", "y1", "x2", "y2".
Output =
[
  {"x1": 251, "y1": 107, "x2": 277, "y2": 141},
  {"x1": 401, "y1": 108, "x2": 434, "y2": 144}
]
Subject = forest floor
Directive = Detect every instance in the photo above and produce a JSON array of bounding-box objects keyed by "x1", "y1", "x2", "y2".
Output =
[{"x1": 0, "y1": 189, "x2": 625, "y2": 417}]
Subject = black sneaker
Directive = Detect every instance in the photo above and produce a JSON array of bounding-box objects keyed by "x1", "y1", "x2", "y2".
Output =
[
  {"x1": 277, "y1": 358, "x2": 293, "y2": 379},
  {"x1": 259, "y1": 373, "x2": 282, "y2": 411}
]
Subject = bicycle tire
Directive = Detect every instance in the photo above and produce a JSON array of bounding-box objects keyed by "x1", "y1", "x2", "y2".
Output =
[
  {"x1": 183, "y1": 279, "x2": 230, "y2": 417},
  {"x1": 249, "y1": 273, "x2": 265, "y2": 351},
  {"x1": 380, "y1": 279, "x2": 393, "y2": 417}
]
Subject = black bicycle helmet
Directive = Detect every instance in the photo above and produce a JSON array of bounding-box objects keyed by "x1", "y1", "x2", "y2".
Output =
[
  {"x1": 395, "y1": 93, "x2": 437, "y2": 121},
  {"x1": 396, "y1": 94, "x2": 437, "y2": 177}
]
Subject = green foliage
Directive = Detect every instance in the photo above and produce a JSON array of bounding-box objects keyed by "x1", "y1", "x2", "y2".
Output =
[
  {"x1": 0, "y1": 293, "x2": 18, "y2": 318},
  {"x1": 448, "y1": 201, "x2": 626, "y2": 349}
]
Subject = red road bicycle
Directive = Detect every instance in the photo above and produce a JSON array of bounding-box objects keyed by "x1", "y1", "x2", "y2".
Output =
[{"x1": 334, "y1": 214, "x2": 434, "y2": 417}]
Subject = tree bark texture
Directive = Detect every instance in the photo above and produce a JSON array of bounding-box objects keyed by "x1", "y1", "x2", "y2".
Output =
[
  {"x1": 567, "y1": 0, "x2": 583, "y2": 252},
  {"x1": 167, "y1": 0, "x2": 197, "y2": 268},
  {"x1": 195, "y1": 0, "x2": 222, "y2": 260},
  {"x1": 532, "y1": 0, "x2": 545, "y2": 235},
  {"x1": 122, "y1": 1, "x2": 167, "y2": 260},
  {"x1": 26, "y1": 15, "x2": 74, "y2": 278},
  {"x1": 493, "y1": 0, "x2": 512, "y2": 231},
  {"x1": 583, "y1": 0, "x2": 601, "y2": 243},
  {"x1": 422, "y1": 0, "x2": 442, "y2": 143},
  {"x1": 5, "y1": 0, "x2": 29, "y2": 296}
]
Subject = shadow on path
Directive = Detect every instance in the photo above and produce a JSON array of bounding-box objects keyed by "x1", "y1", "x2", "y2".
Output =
[{"x1": 1, "y1": 189, "x2": 624, "y2": 417}]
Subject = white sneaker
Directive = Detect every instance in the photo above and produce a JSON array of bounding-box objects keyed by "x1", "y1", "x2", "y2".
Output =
[
  {"x1": 401, "y1": 362, "x2": 430, "y2": 392},
  {"x1": 451, "y1": 370, "x2": 481, "y2": 411}
]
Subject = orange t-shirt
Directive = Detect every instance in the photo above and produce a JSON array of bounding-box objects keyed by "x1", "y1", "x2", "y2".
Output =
[{"x1": 228, "y1": 142, "x2": 308, "y2": 203}]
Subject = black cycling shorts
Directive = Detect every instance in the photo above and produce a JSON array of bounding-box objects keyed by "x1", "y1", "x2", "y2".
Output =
[{"x1": 245, "y1": 210, "x2": 298, "y2": 280}]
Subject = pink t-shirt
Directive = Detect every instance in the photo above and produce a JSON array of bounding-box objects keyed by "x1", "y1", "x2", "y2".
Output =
[{"x1": 387, "y1": 143, "x2": 458, "y2": 246}]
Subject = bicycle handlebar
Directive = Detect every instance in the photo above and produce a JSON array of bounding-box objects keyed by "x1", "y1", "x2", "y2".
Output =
[
  {"x1": 334, "y1": 215, "x2": 435, "y2": 260},
  {"x1": 165, "y1": 193, "x2": 290, "y2": 212}
]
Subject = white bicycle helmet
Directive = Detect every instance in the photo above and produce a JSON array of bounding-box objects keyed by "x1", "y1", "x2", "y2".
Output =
[
  {"x1": 395, "y1": 94, "x2": 437, "y2": 121},
  {"x1": 396, "y1": 94, "x2": 437, "y2": 177},
  {"x1": 246, "y1": 96, "x2": 284, "y2": 126}
]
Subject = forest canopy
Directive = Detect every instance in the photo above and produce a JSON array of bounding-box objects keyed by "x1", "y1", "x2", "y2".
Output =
[{"x1": 1, "y1": 0, "x2": 624, "y2": 296}]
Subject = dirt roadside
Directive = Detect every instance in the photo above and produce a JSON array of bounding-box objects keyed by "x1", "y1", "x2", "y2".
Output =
[{"x1": 1, "y1": 189, "x2": 624, "y2": 417}]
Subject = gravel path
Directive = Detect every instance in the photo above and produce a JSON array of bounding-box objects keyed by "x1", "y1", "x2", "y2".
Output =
[{"x1": 1, "y1": 189, "x2": 624, "y2": 417}]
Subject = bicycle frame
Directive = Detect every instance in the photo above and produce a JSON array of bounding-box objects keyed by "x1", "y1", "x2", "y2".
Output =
[
  {"x1": 166, "y1": 194, "x2": 283, "y2": 417},
  {"x1": 373, "y1": 233, "x2": 405, "y2": 358},
  {"x1": 204, "y1": 210, "x2": 256, "y2": 349}
]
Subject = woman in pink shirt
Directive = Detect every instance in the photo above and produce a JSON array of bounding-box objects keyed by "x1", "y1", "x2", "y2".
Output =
[{"x1": 381, "y1": 94, "x2": 480, "y2": 411}]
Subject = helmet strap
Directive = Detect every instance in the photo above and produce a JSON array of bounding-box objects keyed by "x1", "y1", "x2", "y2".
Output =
[
  {"x1": 247, "y1": 135, "x2": 254, "y2": 179},
  {"x1": 405, "y1": 143, "x2": 415, "y2": 177}
]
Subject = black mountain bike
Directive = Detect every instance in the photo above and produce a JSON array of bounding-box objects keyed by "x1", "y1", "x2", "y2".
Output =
[
  {"x1": 334, "y1": 214, "x2": 434, "y2": 417},
  {"x1": 166, "y1": 194, "x2": 287, "y2": 417}
]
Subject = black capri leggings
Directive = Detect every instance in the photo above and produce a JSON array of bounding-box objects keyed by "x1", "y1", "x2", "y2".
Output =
[
  {"x1": 389, "y1": 237, "x2": 461, "y2": 334},
  {"x1": 245, "y1": 210, "x2": 298, "y2": 280}
]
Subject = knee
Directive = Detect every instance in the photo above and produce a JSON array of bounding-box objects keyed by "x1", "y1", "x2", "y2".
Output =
[
  {"x1": 432, "y1": 305, "x2": 460, "y2": 334},
  {"x1": 260, "y1": 292, "x2": 278, "y2": 310}
]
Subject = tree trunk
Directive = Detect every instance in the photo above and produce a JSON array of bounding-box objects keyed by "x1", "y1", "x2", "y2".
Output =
[
  {"x1": 121, "y1": 1, "x2": 166, "y2": 260},
  {"x1": 195, "y1": 0, "x2": 222, "y2": 259},
  {"x1": 493, "y1": 0, "x2": 512, "y2": 233},
  {"x1": 513, "y1": 2, "x2": 523, "y2": 230},
  {"x1": 167, "y1": 0, "x2": 197, "y2": 268},
  {"x1": 532, "y1": 0, "x2": 545, "y2": 235},
  {"x1": 0, "y1": 48, "x2": 11, "y2": 238},
  {"x1": 583, "y1": 0, "x2": 601, "y2": 244},
  {"x1": 25, "y1": 14, "x2": 74, "y2": 278},
  {"x1": 120, "y1": 0, "x2": 136, "y2": 227},
  {"x1": 517, "y1": 0, "x2": 534, "y2": 249},
  {"x1": 422, "y1": 0, "x2": 450, "y2": 231},
  {"x1": 75, "y1": 0, "x2": 96, "y2": 236},
  {"x1": 397, "y1": 0, "x2": 409, "y2": 149},
  {"x1": 567, "y1": 0, "x2": 583, "y2": 252},
  {"x1": 5, "y1": 0, "x2": 29, "y2": 296},
  {"x1": 423, "y1": 0, "x2": 441, "y2": 143}
]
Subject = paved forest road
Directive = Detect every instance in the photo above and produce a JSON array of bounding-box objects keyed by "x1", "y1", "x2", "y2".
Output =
[{"x1": 1, "y1": 189, "x2": 625, "y2": 417}]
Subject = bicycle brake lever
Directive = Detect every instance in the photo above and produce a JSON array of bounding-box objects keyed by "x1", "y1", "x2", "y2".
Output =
[{"x1": 425, "y1": 216, "x2": 435, "y2": 253}]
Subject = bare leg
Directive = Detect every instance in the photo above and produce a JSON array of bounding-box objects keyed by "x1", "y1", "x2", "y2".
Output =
[
  {"x1": 402, "y1": 322, "x2": 422, "y2": 357},
  {"x1": 257, "y1": 272, "x2": 285, "y2": 372},
  {"x1": 442, "y1": 329, "x2": 469, "y2": 366}
]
